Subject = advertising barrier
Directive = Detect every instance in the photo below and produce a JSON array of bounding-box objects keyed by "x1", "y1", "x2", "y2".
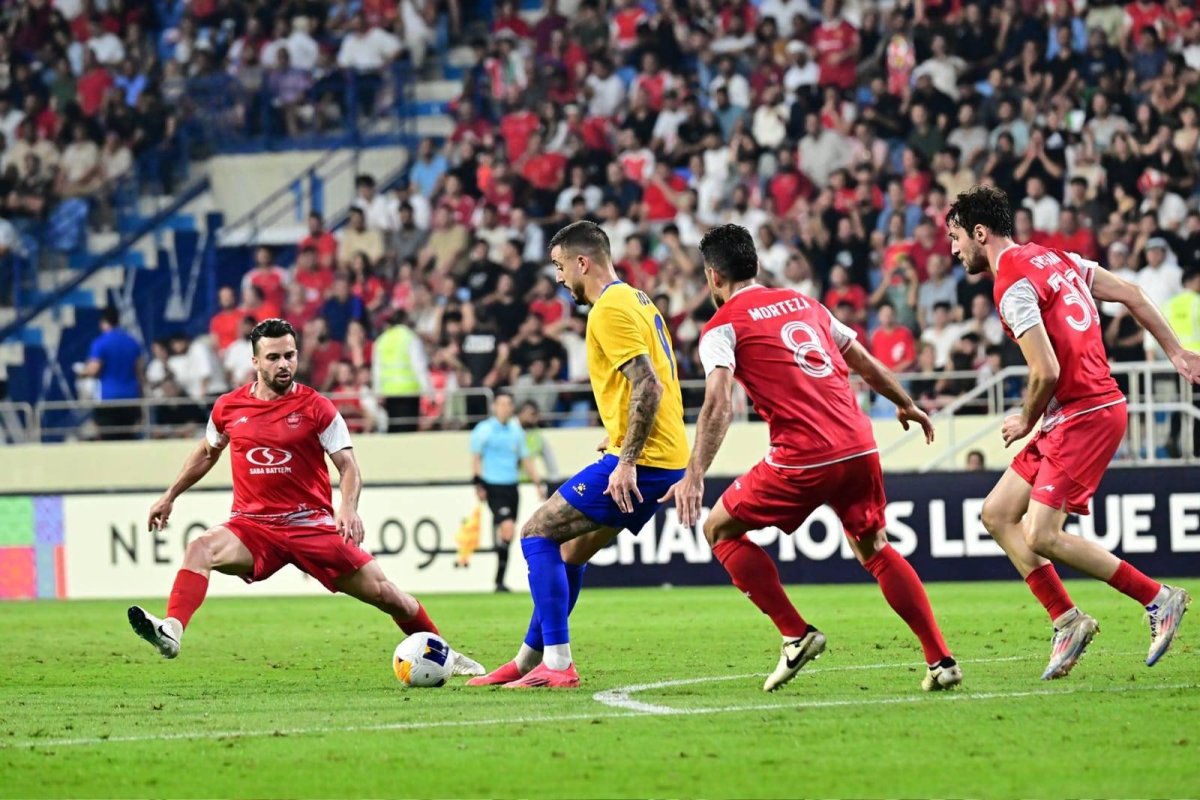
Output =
[{"x1": 2, "y1": 467, "x2": 1198, "y2": 600}]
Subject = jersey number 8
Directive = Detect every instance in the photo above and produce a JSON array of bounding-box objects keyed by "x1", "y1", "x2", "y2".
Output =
[{"x1": 780, "y1": 321, "x2": 833, "y2": 378}]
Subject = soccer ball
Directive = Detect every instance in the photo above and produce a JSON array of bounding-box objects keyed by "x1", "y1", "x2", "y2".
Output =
[{"x1": 393, "y1": 632, "x2": 453, "y2": 687}]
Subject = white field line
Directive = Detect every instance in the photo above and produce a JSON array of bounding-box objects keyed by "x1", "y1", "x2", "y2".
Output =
[{"x1": 5, "y1": 655, "x2": 1192, "y2": 750}]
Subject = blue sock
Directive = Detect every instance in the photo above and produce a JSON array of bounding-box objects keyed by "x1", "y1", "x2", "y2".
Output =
[
  {"x1": 521, "y1": 537, "x2": 571, "y2": 646},
  {"x1": 524, "y1": 563, "x2": 587, "y2": 650}
]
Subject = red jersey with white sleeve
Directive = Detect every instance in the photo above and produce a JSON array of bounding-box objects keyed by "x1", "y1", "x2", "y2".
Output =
[
  {"x1": 207, "y1": 382, "x2": 353, "y2": 521},
  {"x1": 993, "y1": 243, "x2": 1126, "y2": 429},
  {"x1": 699, "y1": 284, "x2": 877, "y2": 468}
]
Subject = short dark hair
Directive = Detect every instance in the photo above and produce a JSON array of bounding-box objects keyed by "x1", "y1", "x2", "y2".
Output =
[
  {"x1": 933, "y1": 301, "x2": 951, "y2": 313},
  {"x1": 494, "y1": 390, "x2": 514, "y2": 403},
  {"x1": 250, "y1": 318, "x2": 297, "y2": 354},
  {"x1": 947, "y1": 185, "x2": 1014, "y2": 238},
  {"x1": 548, "y1": 220, "x2": 611, "y2": 265},
  {"x1": 355, "y1": 173, "x2": 376, "y2": 189},
  {"x1": 101, "y1": 305, "x2": 120, "y2": 327},
  {"x1": 699, "y1": 224, "x2": 759, "y2": 281}
]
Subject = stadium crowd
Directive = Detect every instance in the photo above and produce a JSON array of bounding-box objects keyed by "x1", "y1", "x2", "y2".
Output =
[{"x1": 10, "y1": 0, "x2": 1200, "y2": 437}]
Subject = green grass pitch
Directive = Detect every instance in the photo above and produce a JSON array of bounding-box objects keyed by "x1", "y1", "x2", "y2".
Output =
[{"x1": 2, "y1": 579, "x2": 1197, "y2": 799}]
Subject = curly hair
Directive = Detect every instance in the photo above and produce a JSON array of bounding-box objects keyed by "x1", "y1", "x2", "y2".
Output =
[
  {"x1": 946, "y1": 185, "x2": 1014, "y2": 238},
  {"x1": 699, "y1": 223, "x2": 759, "y2": 281}
]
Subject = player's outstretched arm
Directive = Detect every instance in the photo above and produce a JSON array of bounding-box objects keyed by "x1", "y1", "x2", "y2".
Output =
[
  {"x1": 330, "y1": 448, "x2": 366, "y2": 545},
  {"x1": 1091, "y1": 265, "x2": 1200, "y2": 382},
  {"x1": 149, "y1": 436, "x2": 226, "y2": 531},
  {"x1": 605, "y1": 354, "x2": 663, "y2": 514},
  {"x1": 1006, "y1": 323, "x2": 1060, "y2": 447},
  {"x1": 660, "y1": 366, "x2": 735, "y2": 526},
  {"x1": 842, "y1": 341, "x2": 935, "y2": 444}
]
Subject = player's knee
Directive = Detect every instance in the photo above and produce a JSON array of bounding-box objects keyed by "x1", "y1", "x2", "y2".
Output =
[
  {"x1": 1023, "y1": 522, "x2": 1058, "y2": 557},
  {"x1": 183, "y1": 532, "x2": 219, "y2": 569},
  {"x1": 702, "y1": 516, "x2": 736, "y2": 547},
  {"x1": 980, "y1": 499, "x2": 1011, "y2": 535}
]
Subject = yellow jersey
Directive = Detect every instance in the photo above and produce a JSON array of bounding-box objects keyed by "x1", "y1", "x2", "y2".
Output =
[{"x1": 586, "y1": 281, "x2": 689, "y2": 469}]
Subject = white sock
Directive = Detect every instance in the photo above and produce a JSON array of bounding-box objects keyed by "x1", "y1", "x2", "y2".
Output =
[
  {"x1": 514, "y1": 643, "x2": 542, "y2": 674},
  {"x1": 543, "y1": 643, "x2": 572, "y2": 670},
  {"x1": 1148, "y1": 585, "x2": 1171, "y2": 609}
]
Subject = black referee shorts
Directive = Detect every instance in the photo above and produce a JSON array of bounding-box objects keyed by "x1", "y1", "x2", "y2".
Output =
[{"x1": 484, "y1": 482, "x2": 520, "y2": 524}]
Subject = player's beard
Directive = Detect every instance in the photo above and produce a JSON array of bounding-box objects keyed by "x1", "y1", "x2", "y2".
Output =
[
  {"x1": 960, "y1": 243, "x2": 990, "y2": 275},
  {"x1": 570, "y1": 278, "x2": 587, "y2": 305},
  {"x1": 706, "y1": 271, "x2": 725, "y2": 308},
  {"x1": 265, "y1": 368, "x2": 293, "y2": 394}
]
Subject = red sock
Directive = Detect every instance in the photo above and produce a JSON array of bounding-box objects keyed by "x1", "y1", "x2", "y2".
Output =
[
  {"x1": 863, "y1": 545, "x2": 951, "y2": 664},
  {"x1": 1025, "y1": 564, "x2": 1075, "y2": 622},
  {"x1": 393, "y1": 602, "x2": 440, "y2": 636},
  {"x1": 1107, "y1": 561, "x2": 1162, "y2": 606},
  {"x1": 712, "y1": 536, "x2": 808, "y2": 638},
  {"x1": 165, "y1": 569, "x2": 209, "y2": 629}
]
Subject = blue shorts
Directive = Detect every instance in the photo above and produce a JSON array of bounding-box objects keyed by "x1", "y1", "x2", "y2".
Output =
[{"x1": 559, "y1": 454, "x2": 685, "y2": 533}]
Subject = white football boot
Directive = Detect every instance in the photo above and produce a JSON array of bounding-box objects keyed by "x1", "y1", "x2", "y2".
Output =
[
  {"x1": 763, "y1": 628, "x2": 826, "y2": 692},
  {"x1": 921, "y1": 657, "x2": 963, "y2": 692},
  {"x1": 1041, "y1": 608, "x2": 1099, "y2": 680},
  {"x1": 450, "y1": 649, "x2": 487, "y2": 676},
  {"x1": 1146, "y1": 585, "x2": 1191, "y2": 667},
  {"x1": 127, "y1": 606, "x2": 182, "y2": 659}
]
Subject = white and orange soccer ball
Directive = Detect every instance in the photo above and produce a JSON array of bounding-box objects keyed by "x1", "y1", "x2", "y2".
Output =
[{"x1": 393, "y1": 632, "x2": 453, "y2": 687}]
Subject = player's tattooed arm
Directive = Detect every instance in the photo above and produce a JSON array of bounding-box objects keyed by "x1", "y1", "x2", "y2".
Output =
[{"x1": 617, "y1": 354, "x2": 663, "y2": 465}]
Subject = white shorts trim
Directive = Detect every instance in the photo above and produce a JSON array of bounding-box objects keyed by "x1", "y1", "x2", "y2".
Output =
[
  {"x1": 765, "y1": 448, "x2": 879, "y2": 471},
  {"x1": 1041, "y1": 397, "x2": 1126, "y2": 431}
]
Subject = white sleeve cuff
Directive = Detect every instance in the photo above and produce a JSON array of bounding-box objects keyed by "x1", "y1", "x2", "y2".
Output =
[
  {"x1": 1067, "y1": 251, "x2": 1100, "y2": 290},
  {"x1": 319, "y1": 414, "x2": 354, "y2": 454},
  {"x1": 205, "y1": 416, "x2": 225, "y2": 448},
  {"x1": 699, "y1": 323, "x2": 737, "y2": 375},
  {"x1": 823, "y1": 306, "x2": 857, "y2": 352},
  {"x1": 999, "y1": 278, "x2": 1043, "y2": 339}
]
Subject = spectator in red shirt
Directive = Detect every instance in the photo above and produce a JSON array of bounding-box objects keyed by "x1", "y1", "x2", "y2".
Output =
[
  {"x1": 768, "y1": 148, "x2": 815, "y2": 217},
  {"x1": 209, "y1": 286, "x2": 244, "y2": 352},
  {"x1": 615, "y1": 234, "x2": 661, "y2": 290},
  {"x1": 436, "y1": 173, "x2": 477, "y2": 226},
  {"x1": 813, "y1": 0, "x2": 859, "y2": 91},
  {"x1": 824, "y1": 264, "x2": 868, "y2": 324},
  {"x1": 499, "y1": 101, "x2": 541, "y2": 162},
  {"x1": 242, "y1": 246, "x2": 290, "y2": 310},
  {"x1": 492, "y1": 0, "x2": 532, "y2": 39},
  {"x1": 450, "y1": 102, "x2": 493, "y2": 146},
  {"x1": 870, "y1": 302, "x2": 917, "y2": 373},
  {"x1": 518, "y1": 133, "x2": 568, "y2": 216},
  {"x1": 292, "y1": 245, "x2": 333, "y2": 303},
  {"x1": 611, "y1": 0, "x2": 647, "y2": 52},
  {"x1": 240, "y1": 284, "x2": 280, "y2": 323},
  {"x1": 528, "y1": 275, "x2": 571, "y2": 334},
  {"x1": 908, "y1": 218, "x2": 952, "y2": 281},
  {"x1": 301, "y1": 316, "x2": 343, "y2": 390},
  {"x1": 631, "y1": 52, "x2": 674, "y2": 112},
  {"x1": 643, "y1": 162, "x2": 686, "y2": 222},
  {"x1": 299, "y1": 212, "x2": 338, "y2": 270},
  {"x1": 1042, "y1": 207, "x2": 1100, "y2": 261},
  {"x1": 282, "y1": 282, "x2": 321, "y2": 332},
  {"x1": 327, "y1": 361, "x2": 369, "y2": 432},
  {"x1": 77, "y1": 51, "x2": 114, "y2": 116}
]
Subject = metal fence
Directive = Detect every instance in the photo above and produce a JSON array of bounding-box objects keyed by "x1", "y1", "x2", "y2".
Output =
[{"x1": 9, "y1": 364, "x2": 1198, "y2": 469}]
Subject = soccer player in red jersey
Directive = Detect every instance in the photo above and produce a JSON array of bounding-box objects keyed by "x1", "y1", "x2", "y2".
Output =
[
  {"x1": 126, "y1": 319, "x2": 484, "y2": 676},
  {"x1": 662, "y1": 224, "x2": 961, "y2": 693},
  {"x1": 946, "y1": 186, "x2": 1195, "y2": 679}
]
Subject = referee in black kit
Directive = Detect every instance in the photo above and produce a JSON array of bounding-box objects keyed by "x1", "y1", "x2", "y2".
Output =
[{"x1": 470, "y1": 392, "x2": 545, "y2": 591}]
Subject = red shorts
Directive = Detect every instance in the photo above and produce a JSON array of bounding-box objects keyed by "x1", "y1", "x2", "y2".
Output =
[
  {"x1": 224, "y1": 515, "x2": 373, "y2": 592},
  {"x1": 1010, "y1": 402, "x2": 1127, "y2": 516},
  {"x1": 721, "y1": 452, "x2": 887, "y2": 540}
]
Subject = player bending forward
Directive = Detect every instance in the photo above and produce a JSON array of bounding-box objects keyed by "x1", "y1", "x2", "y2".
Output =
[
  {"x1": 127, "y1": 318, "x2": 484, "y2": 676},
  {"x1": 467, "y1": 221, "x2": 689, "y2": 688},
  {"x1": 662, "y1": 224, "x2": 960, "y2": 693},
  {"x1": 946, "y1": 186, "x2": 1193, "y2": 679}
]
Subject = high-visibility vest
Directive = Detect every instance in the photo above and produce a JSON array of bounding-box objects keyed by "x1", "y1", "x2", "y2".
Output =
[
  {"x1": 374, "y1": 325, "x2": 422, "y2": 396},
  {"x1": 1165, "y1": 290, "x2": 1200, "y2": 353}
]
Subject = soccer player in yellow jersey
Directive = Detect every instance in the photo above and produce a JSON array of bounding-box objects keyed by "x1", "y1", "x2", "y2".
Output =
[{"x1": 468, "y1": 220, "x2": 689, "y2": 689}]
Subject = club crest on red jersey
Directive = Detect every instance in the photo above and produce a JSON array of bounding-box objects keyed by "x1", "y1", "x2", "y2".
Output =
[{"x1": 286, "y1": 412, "x2": 303, "y2": 428}]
